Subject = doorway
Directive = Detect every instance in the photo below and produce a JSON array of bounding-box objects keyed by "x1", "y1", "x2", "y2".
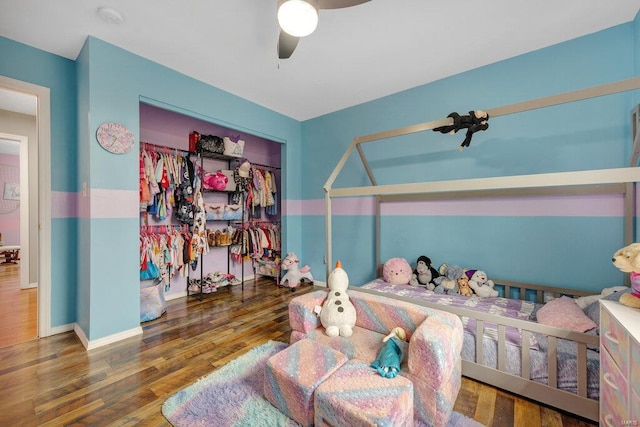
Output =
[{"x1": 0, "y1": 77, "x2": 52, "y2": 346}]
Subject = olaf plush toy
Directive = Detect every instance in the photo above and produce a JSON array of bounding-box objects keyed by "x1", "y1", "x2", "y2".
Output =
[{"x1": 320, "y1": 261, "x2": 357, "y2": 337}]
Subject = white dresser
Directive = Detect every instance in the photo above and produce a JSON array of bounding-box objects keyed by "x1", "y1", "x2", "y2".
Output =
[{"x1": 600, "y1": 300, "x2": 640, "y2": 426}]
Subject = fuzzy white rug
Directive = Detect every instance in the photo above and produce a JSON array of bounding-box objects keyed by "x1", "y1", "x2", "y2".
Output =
[{"x1": 162, "y1": 340, "x2": 484, "y2": 426}]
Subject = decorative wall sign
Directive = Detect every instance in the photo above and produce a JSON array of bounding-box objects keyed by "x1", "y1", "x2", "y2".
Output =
[
  {"x1": 96, "y1": 122, "x2": 135, "y2": 154},
  {"x1": 3, "y1": 182, "x2": 19, "y2": 200}
]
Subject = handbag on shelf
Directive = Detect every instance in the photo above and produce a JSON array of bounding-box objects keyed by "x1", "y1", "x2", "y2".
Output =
[
  {"x1": 197, "y1": 134, "x2": 224, "y2": 155},
  {"x1": 202, "y1": 171, "x2": 229, "y2": 191},
  {"x1": 205, "y1": 203, "x2": 225, "y2": 220},
  {"x1": 219, "y1": 170, "x2": 236, "y2": 192},
  {"x1": 223, "y1": 136, "x2": 245, "y2": 157},
  {"x1": 223, "y1": 204, "x2": 242, "y2": 220}
]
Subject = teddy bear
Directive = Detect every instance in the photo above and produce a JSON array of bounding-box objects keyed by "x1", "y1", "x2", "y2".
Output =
[
  {"x1": 383, "y1": 257, "x2": 412, "y2": 285},
  {"x1": 611, "y1": 243, "x2": 640, "y2": 308},
  {"x1": 457, "y1": 277, "x2": 473, "y2": 296},
  {"x1": 465, "y1": 269, "x2": 499, "y2": 298},
  {"x1": 408, "y1": 255, "x2": 439, "y2": 290},
  {"x1": 433, "y1": 263, "x2": 463, "y2": 295},
  {"x1": 319, "y1": 261, "x2": 357, "y2": 337}
]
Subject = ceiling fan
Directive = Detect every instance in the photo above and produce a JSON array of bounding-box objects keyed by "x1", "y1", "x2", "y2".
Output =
[{"x1": 277, "y1": 0, "x2": 371, "y2": 59}]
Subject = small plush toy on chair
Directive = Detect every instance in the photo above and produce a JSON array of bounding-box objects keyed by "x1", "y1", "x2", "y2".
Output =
[
  {"x1": 612, "y1": 243, "x2": 640, "y2": 308},
  {"x1": 319, "y1": 261, "x2": 356, "y2": 337},
  {"x1": 371, "y1": 327, "x2": 407, "y2": 378}
]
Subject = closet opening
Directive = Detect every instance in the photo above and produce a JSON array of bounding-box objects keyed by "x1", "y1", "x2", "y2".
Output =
[{"x1": 139, "y1": 101, "x2": 282, "y2": 313}]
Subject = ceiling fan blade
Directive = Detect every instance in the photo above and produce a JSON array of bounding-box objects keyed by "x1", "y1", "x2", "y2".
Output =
[
  {"x1": 278, "y1": 30, "x2": 300, "y2": 59},
  {"x1": 317, "y1": 0, "x2": 370, "y2": 9}
]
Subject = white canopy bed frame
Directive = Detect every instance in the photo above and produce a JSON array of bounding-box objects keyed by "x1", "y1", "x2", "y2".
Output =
[{"x1": 322, "y1": 77, "x2": 640, "y2": 421}]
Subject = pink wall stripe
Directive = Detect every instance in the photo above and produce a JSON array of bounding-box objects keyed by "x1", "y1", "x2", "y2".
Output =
[
  {"x1": 381, "y1": 194, "x2": 625, "y2": 217},
  {"x1": 52, "y1": 189, "x2": 138, "y2": 219},
  {"x1": 53, "y1": 188, "x2": 639, "y2": 219},
  {"x1": 91, "y1": 189, "x2": 138, "y2": 218},
  {"x1": 52, "y1": 191, "x2": 78, "y2": 218},
  {"x1": 283, "y1": 198, "x2": 377, "y2": 216}
]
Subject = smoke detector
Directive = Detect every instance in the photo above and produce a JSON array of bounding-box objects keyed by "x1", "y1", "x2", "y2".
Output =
[{"x1": 97, "y1": 7, "x2": 124, "y2": 24}]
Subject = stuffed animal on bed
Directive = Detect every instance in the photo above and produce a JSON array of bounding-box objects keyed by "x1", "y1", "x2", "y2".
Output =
[
  {"x1": 433, "y1": 264, "x2": 463, "y2": 295},
  {"x1": 574, "y1": 286, "x2": 628, "y2": 309},
  {"x1": 409, "y1": 255, "x2": 439, "y2": 290},
  {"x1": 383, "y1": 257, "x2": 412, "y2": 285},
  {"x1": 457, "y1": 277, "x2": 473, "y2": 296},
  {"x1": 465, "y1": 269, "x2": 498, "y2": 298},
  {"x1": 612, "y1": 243, "x2": 640, "y2": 309},
  {"x1": 320, "y1": 261, "x2": 357, "y2": 337}
]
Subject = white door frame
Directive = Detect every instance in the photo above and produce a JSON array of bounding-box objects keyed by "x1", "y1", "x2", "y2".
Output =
[{"x1": 0, "y1": 76, "x2": 52, "y2": 338}]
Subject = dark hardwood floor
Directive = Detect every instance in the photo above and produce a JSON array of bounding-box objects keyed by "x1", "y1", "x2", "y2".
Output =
[{"x1": 0, "y1": 277, "x2": 598, "y2": 426}]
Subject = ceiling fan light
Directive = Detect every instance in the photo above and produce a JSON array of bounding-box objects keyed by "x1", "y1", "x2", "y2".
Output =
[{"x1": 277, "y1": 0, "x2": 318, "y2": 37}]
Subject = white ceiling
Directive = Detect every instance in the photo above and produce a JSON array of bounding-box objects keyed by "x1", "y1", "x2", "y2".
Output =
[{"x1": 0, "y1": 1, "x2": 639, "y2": 121}]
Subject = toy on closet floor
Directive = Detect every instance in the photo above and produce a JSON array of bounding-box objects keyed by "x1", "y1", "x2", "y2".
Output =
[
  {"x1": 371, "y1": 327, "x2": 407, "y2": 378},
  {"x1": 465, "y1": 269, "x2": 499, "y2": 298},
  {"x1": 457, "y1": 277, "x2": 473, "y2": 296},
  {"x1": 280, "y1": 252, "x2": 313, "y2": 291},
  {"x1": 433, "y1": 264, "x2": 463, "y2": 295},
  {"x1": 383, "y1": 257, "x2": 412, "y2": 285},
  {"x1": 433, "y1": 110, "x2": 489, "y2": 150},
  {"x1": 612, "y1": 243, "x2": 640, "y2": 308},
  {"x1": 409, "y1": 255, "x2": 439, "y2": 290},
  {"x1": 318, "y1": 261, "x2": 357, "y2": 337}
]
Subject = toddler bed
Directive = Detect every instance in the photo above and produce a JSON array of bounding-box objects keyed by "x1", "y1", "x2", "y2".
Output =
[
  {"x1": 355, "y1": 278, "x2": 604, "y2": 420},
  {"x1": 322, "y1": 79, "x2": 640, "y2": 422}
]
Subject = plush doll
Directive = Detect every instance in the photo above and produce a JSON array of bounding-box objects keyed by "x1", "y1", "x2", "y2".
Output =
[
  {"x1": 383, "y1": 257, "x2": 412, "y2": 285},
  {"x1": 433, "y1": 110, "x2": 489, "y2": 150},
  {"x1": 457, "y1": 277, "x2": 473, "y2": 296},
  {"x1": 611, "y1": 243, "x2": 640, "y2": 309},
  {"x1": 371, "y1": 327, "x2": 407, "y2": 378},
  {"x1": 465, "y1": 269, "x2": 498, "y2": 298},
  {"x1": 575, "y1": 286, "x2": 628, "y2": 309},
  {"x1": 433, "y1": 264, "x2": 463, "y2": 295},
  {"x1": 409, "y1": 255, "x2": 440, "y2": 290},
  {"x1": 320, "y1": 261, "x2": 357, "y2": 337}
]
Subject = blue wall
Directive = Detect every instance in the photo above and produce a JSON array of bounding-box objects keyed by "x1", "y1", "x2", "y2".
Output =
[{"x1": 302, "y1": 22, "x2": 638, "y2": 290}]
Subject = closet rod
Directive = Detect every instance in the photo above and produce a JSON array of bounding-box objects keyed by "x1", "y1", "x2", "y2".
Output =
[
  {"x1": 251, "y1": 161, "x2": 281, "y2": 171},
  {"x1": 141, "y1": 141, "x2": 190, "y2": 155}
]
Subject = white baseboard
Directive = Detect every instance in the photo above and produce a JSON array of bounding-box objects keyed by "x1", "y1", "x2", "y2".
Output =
[
  {"x1": 21, "y1": 282, "x2": 38, "y2": 289},
  {"x1": 165, "y1": 291, "x2": 187, "y2": 301},
  {"x1": 314, "y1": 281, "x2": 327, "y2": 288},
  {"x1": 49, "y1": 323, "x2": 75, "y2": 335},
  {"x1": 74, "y1": 323, "x2": 143, "y2": 351}
]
